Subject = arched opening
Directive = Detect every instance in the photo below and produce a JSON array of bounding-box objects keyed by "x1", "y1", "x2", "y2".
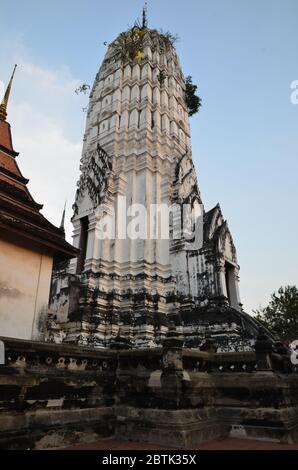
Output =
[
  {"x1": 224, "y1": 261, "x2": 238, "y2": 308},
  {"x1": 76, "y1": 216, "x2": 89, "y2": 274}
]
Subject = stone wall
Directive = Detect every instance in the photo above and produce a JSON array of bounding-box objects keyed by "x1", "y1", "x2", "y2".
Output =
[{"x1": 0, "y1": 335, "x2": 298, "y2": 449}]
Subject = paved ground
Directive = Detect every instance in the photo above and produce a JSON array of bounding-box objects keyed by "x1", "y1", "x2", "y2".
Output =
[{"x1": 63, "y1": 437, "x2": 298, "y2": 450}]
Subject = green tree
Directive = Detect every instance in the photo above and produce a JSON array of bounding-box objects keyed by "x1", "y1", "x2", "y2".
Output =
[
  {"x1": 254, "y1": 286, "x2": 298, "y2": 340},
  {"x1": 185, "y1": 76, "x2": 202, "y2": 117}
]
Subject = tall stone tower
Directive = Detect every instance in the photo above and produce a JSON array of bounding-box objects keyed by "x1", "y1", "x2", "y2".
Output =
[{"x1": 49, "y1": 15, "x2": 263, "y2": 349}]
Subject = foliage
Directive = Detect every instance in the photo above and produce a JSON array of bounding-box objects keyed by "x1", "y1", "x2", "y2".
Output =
[
  {"x1": 157, "y1": 69, "x2": 167, "y2": 84},
  {"x1": 110, "y1": 25, "x2": 146, "y2": 62},
  {"x1": 157, "y1": 30, "x2": 179, "y2": 53},
  {"x1": 254, "y1": 286, "x2": 298, "y2": 340},
  {"x1": 109, "y1": 25, "x2": 179, "y2": 64},
  {"x1": 185, "y1": 75, "x2": 202, "y2": 117},
  {"x1": 75, "y1": 83, "x2": 90, "y2": 95}
]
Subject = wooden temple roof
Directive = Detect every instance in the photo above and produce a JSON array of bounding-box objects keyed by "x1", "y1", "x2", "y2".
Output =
[{"x1": 0, "y1": 68, "x2": 78, "y2": 261}]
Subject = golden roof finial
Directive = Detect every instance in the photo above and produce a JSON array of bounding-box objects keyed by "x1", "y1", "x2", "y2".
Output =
[
  {"x1": 59, "y1": 200, "x2": 67, "y2": 233},
  {"x1": 0, "y1": 64, "x2": 17, "y2": 122}
]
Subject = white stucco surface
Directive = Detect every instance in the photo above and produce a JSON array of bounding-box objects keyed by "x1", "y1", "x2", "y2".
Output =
[{"x1": 0, "y1": 238, "x2": 53, "y2": 340}]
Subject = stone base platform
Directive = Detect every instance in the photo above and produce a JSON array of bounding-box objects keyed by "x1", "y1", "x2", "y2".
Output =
[
  {"x1": 114, "y1": 406, "x2": 229, "y2": 449},
  {"x1": 0, "y1": 336, "x2": 298, "y2": 449},
  {"x1": 62, "y1": 436, "x2": 298, "y2": 450}
]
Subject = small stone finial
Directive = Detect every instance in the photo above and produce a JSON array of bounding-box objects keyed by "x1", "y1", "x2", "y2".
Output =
[
  {"x1": 0, "y1": 64, "x2": 17, "y2": 122},
  {"x1": 59, "y1": 201, "x2": 66, "y2": 233},
  {"x1": 142, "y1": 2, "x2": 148, "y2": 28}
]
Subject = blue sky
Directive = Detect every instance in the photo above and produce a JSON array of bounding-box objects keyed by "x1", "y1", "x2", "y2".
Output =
[{"x1": 1, "y1": 0, "x2": 298, "y2": 313}]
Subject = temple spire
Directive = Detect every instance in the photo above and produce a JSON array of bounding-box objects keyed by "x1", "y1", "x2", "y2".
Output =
[
  {"x1": 142, "y1": 2, "x2": 148, "y2": 28},
  {"x1": 0, "y1": 64, "x2": 17, "y2": 122}
]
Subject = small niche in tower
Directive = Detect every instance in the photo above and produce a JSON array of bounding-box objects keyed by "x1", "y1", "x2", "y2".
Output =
[{"x1": 151, "y1": 111, "x2": 155, "y2": 128}]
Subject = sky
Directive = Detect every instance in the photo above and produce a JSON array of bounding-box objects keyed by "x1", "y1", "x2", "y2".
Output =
[{"x1": 1, "y1": 0, "x2": 297, "y2": 313}]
